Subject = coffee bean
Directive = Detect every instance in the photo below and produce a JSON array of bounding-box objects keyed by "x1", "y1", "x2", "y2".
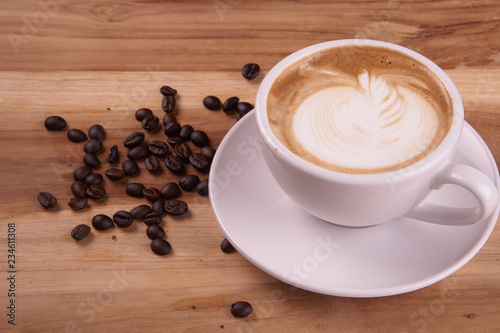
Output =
[
  {"x1": 174, "y1": 142, "x2": 192, "y2": 161},
  {"x1": 44, "y1": 115, "x2": 66, "y2": 131},
  {"x1": 106, "y1": 145, "x2": 119, "y2": 164},
  {"x1": 167, "y1": 135, "x2": 185, "y2": 147},
  {"x1": 241, "y1": 63, "x2": 260, "y2": 79},
  {"x1": 203, "y1": 96, "x2": 221, "y2": 110},
  {"x1": 83, "y1": 153, "x2": 100, "y2": 168},
  {"x1": 84, "y1": 173, "x2": 103, "y2": 186},
  {"x1": 143, "y1": 187, "x2": 162, "y2": 202},
  {"x1": 164, "y1": 122, "x2": 181, "y2": 137},
  {"x1": 161, "y1": 182, "x2": 181, "y2": 199},
  {"x1": 149, "y1": 140, "x2": 169, "y2": 156},
  {"x1": 144, "y1": 212, "x2": 162, "y2": 225},
  {"x1": 130, "y1": 204, "x2": 152, "y2": 219},
  {"x1": 195, "y1": 179, "x2": 209, "y2": 196},
  {"x1": 122, "y1": 159, "x2": 140, "y2": 176},
  {"x1": 190, "y1": 130, "x2": 209, "y2": 147},
  {"x1": 92, "y1": 214, "x2": 114, "y2": 230},
  {"x1": 163, "y1": 114, "x2": 177, "y2": 126},
  {"x1": 200, "y1": 146, "x2": 216, "y2": 161},
  {"x1": 189, "y1": 153, "x2": 209, "y2": 171},
  {"x1": 86, "y1": 184, "x2": 106, "y2": 200},
  {"x1": 71, "y1": 224, "x2": 91, "y2": 240},
  {"x1": 126, "y1": 183, "x2": 145, "y2": 198},
  {"x1": 151, "y1": 238, "x2": 171, "y2": 255},
  {"x1": 160, "y1": 85, "x2": 177, "y2": 96},
  {"x1": 145, "y1": 155, "x2": 161, "y2": 173},
  {"x1": 127, "y1": 145, "x2": 149, "y2": 160},
  {"x1": 68, "y1": 197, "x2": 88, "y2": 210},
  {"x1": 67, "y1": 129, "x2": 88, "y2": 142},
  {"x1": 179, "y1": 125, "x2": 194, "y2": 140},
  {"x1": 84, "y1": 139, "x2": 103, "y2": 154},
  {"x1": 220, "y1": 238, "x2": 236, "y2": 253},
  {"x1": 71, "y1": 181, "x2": 88, "y2": 198},
  {"x1": 73, "y1": 165, "x2": 93, "y2": 181},
  {"x1": 164, "y1": 200, "x2": 188, "y2": 216},
  {"x1": 105, "y1": 168, "x2": 125, "y2": 181},
  {"x1": 152, "y1": 199, "x2": 165, "y2": 215},
  {"x1": 223, "y1": 96, "x2": 239, "y2": 113},
  {"x1": 146, "y1": 224, "x2": 165, "y2": 240},
  {"x1": 237, "y1": 102, "x2": 253, "y2": 121},
  {"x1": 88, "y1": 124, "x2": 105, "y2": 141},
  {"x1": 179, "y1": 175, "x2": 200, "y2": 191},
  {"x1": 113, "y1": 210, "x2": 133, "y2": 228},
  {"x1": 142, "y1": 116, "x2": 159, "y2": 131},
  {"x1": 123, "y1": 132, "x2": 145, "y2": 148},
  {"x1": 135, "y1": 108, "x2": 153, "y2": 121},
  {"x1": 164, "y1": 155, "x2": 186, "y2": 174},
  {"x1": 161, "y1": 95, "x2": 176, "y2": 113},
  {"x1": 37, "y1": 192, "x2": 57, "y2": 209},
  {"x1": 231, "y1": 301, "x2": 253, "y2": 318}
]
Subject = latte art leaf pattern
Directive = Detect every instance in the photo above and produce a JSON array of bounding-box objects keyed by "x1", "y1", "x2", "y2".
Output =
[{"x1": 293, "y1": 71, "x2": 438, "y2": 169}]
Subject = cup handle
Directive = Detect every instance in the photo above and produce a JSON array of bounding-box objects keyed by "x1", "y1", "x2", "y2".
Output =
[{"x1": 404, "y1": 164, "x2": 499, "y2": 226}]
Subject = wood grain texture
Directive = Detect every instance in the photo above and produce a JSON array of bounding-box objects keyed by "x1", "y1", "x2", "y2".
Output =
[{"x1": 0, "y1": 1, "x2": 499, "y2": 332}]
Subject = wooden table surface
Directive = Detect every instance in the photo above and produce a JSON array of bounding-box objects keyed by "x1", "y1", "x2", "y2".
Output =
[{"x1": 1, "y1": 1, "x2": 500, "y2": 332}]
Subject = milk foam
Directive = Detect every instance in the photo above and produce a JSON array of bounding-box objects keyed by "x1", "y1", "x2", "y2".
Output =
[{"x1": 292, "y1": 71, "x2": 439, "y2": 169}]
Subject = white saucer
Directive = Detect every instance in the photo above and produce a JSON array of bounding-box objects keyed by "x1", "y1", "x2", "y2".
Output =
[{"x1": 209, "y1": 110, "x2": 500, "y2": 298}]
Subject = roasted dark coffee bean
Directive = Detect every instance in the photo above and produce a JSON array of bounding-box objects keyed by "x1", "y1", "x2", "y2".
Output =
[
  {"x1": 113, "y1": 210, "x2": 133, "y2": 228},
  {"x1": 164, "y1": 200, "x2": 188, "y2": 216},
  {"x1": 84, "y1": 139, "x2": 103, "y2": 154},
  {"x1": 142, "y1": 116, "x2": 159, "y2": 131},
  {"x1": 123, "y1": 132, "x2": 145, "y2": 148},
  {"x1": 122, "y1": 160, "x2": 140, "y2": 176},
  {"x1": 135, "y1": 108, "x2": 153, "y2": 121},
  {"x1": 163, "y1": 114, "x2": 177, "y2": 126},
  {"x1": 179, "y1": 175, "x2": 200, "y2": 191},
  {"x1": 44, "y1": 115, "x2": 66, "y2": 131},
  {"x1": 106, "y1": 145, "x2": 119, "y2": 164},
  {"x1": 105, "y1": 168, "x2": 125, "y2": 181},
  {"x1": 146, "y1": 224, "x2": 165, "y2": 240},
  {"x1": 195, "y1": 178, "x2": 209, "y2": 196},
  {"x1": 84, "y1": 173, "x2": 103, "y2": 186},
  {"x1": 231, "y1": 301, "x2": 253, "y2": 318},
  {"x1": 221, "y1": 238, "x2": 236, "y2": 253},
  {"x1": 203, "y1": 95, "x2": 221, "y2": 110},
  {"x1": 164, "y1": 155, "x2": 185, "y2": 174},
  {"x1": 145, "y1": 155, "x2": 161, "y2": 173},
  {"x1": 200, "y1": 146, "x2": 216, "y2": 161},
  {"x1": 86, "y1": 184, "x2": 106, "y2": 200},
  {"x1": 223, "y1": 96, "x2": 240, "y2": 113},
  {"x1": 241, "y1": 63, "x2": 260, "y2": 79},
  {"x1": 143, "y1": 187, "x2": 162, "y2": 202},
  {"x1": 73, "y1": 165, "x2": 93, "y2": 181},
  {"x1": 160, "y1": 85, "x2": 177, "y2": 96},
  {"x1": 161, "y1": 182, "x2": 182, "y2": 199},
  {"x1": 174, "y1": 142, "x2": 192, "y2": 161},
  {"x1": 179, "y1": 125, "x2": 194, "y2": 140},
  {"x1": 151, "y1": 238, "x2": 171, "y2": 255},
  {"x1": 92, "y1": 214, "x2": 113, "y2": 230},
  {"x1": 68, "y1": 197, "x2": 88, "y2": 210},
  {"x1": 161, "y1": 95, "x2": 176, "y2": 113},
  {"x1": 190, "y1": 130, "x2": 209, "y2": 147},
  {"x1": 67, "y1": 129, "x2": 88, "y2": 142},
  {"x1": 37, "y1": 192, "x2": 57, "y2": 209},
  {"x1": 130, "y1": 204, "x2": 152, "y2": 219},
  {"x1": 127, "y1": 145, "x2": 149, "y2": 160},
  {"x1": 71, "y1": 224, "x2": 91, "y2": 240},
  {"x1": 151, "y1": 199, "x2": 165, "y2": 215},
  {"x1": 71, "y1": 181, "x2": 88, "y2": 198},
  {"x1": 144, "y1": 211, "x2": 162, "y2": 225},
  {"x1": 237, "y1": 102, "x2": 254, "y2": 121},
  {"x1": 164, "y1": 122, "x2": 181, "y2": 137},
  {"x1": 83, "y1": 153, "x2": 100, "y2": 168},
  {"x1": 149, "y1": 140, "x2": 169, "y2": 156},
  {"x1": 167, "y1": 135, "x2": 184, "y2": 147},
  {"x1": 88, "y1": 124, "x2": 105, "y2": 141},
  {"x1": 189, "y1": 153, "x2": 209, "y2": 171},
  {"x1": 126, "y1": 182, "x2": 145, "y2": 198}
]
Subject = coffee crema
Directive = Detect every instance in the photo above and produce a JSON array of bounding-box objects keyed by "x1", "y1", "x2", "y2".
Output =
[{"x1": 267, "y1": 45, "x2": 453, "y2": 174}]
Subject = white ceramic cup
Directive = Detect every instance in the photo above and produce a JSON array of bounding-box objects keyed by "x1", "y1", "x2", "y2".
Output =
[{"x1": 255, "y1": 39, "x2": 499, "y2": 227}]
